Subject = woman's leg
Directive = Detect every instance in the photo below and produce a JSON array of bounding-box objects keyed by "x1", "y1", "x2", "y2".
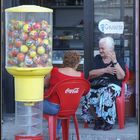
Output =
[
  {"x1": 57, "y1": 119, "x2": 62, "y2": 137},
  {"x1": 89, "y1": 88, "x2": 104, "y2": 129},
  {"x1": 101, "y1": 84, "x2": 121, "y2": 125},
  {"x1": 43, "y1": 100, "x2": 60, "y2": 115},
  {"x1": 81, "y1": 90, "x2": 94, "y2": 124},
  {"x1": 90, "y1": 85, "x2": 121, "y2": 124},
  {"x1": 43, "y1": 100, "x2": 61, "y2": 136},
  {"x1": 89, "y1": 84, "x2": 121, "y2": 130}
]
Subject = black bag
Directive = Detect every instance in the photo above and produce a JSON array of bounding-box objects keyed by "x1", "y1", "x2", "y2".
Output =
[{"x1": 89, "y1": 76, "x2": 110, "y2": 88}]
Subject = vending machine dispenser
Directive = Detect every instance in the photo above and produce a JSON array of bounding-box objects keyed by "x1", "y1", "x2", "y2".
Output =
[{"x1": 5, "y1": 5, "x2": 53, "y2": 140}]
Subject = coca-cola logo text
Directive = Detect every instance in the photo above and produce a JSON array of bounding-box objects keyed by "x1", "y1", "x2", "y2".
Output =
[{"x1": 65, "y1": 88, "x2": 79, "y2": 94}]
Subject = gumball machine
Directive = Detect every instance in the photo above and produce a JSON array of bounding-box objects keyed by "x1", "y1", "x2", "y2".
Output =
[{"x1": 5, "y1": 5, "x2": 53, "y2": 140}]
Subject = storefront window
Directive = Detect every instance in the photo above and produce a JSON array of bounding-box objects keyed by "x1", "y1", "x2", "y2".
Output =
[
  {"x1": 93, "y1": 0, "x2": 134, "y2": 71},
  {"x1": 92, "y1": 0, "x2": 135, "y2": 117}
]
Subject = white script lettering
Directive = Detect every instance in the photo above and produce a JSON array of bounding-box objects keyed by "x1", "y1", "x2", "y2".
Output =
[{"x1": 65, "y1": 88, "x2": 79, "y2": 94}]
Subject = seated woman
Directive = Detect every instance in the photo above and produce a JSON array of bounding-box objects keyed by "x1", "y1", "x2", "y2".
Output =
[
  {"x1": 81, "y1": 36, "x2": 126, "y2": 130},
  {"x1": 43, "y1": 51, "x2": 84, "y2": 139}
]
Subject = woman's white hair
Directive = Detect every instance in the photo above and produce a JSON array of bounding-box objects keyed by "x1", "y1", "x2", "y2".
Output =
[{"x1": 99, "y1": 36, "x2": 115, "y2": 50}]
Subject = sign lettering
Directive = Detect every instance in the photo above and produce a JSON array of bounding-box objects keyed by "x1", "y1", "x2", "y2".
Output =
[
  {"x1": 98, "y1": 19, "x2": 124, "y2": 34},
  {"x1": 65, "y1": 88, "x2": 79, "y2": 94}
]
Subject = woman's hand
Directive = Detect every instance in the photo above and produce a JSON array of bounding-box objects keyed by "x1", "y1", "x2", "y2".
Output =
[
  {"x1": 106, "y1": 64, "x2": 116, "y2": 75},
  {"x1": 108, "y1": 51, "x2": 117, "y2": 63}
]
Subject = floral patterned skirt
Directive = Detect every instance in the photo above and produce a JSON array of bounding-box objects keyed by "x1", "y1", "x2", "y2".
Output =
[{"x1": 81, "y1": 84, "x2": 121, "y2": 125}]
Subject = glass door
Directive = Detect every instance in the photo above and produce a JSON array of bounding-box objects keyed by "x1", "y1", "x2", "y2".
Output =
[
  {"x1": 84, "y1": 0, "x2": 135, "y2": 117},
  {"x1": 92, "y1": 0, "x2": 134, "y2": 71}
]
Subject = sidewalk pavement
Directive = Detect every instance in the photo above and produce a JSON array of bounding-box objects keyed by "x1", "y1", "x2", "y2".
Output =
[{"x1": 1, "y1": 113, "x2": 139, "y2": 140}]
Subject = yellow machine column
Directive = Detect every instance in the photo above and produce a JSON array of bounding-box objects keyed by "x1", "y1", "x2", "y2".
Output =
[{"x1": 5, "y1": 5, "x2": 53, "y2": 140}]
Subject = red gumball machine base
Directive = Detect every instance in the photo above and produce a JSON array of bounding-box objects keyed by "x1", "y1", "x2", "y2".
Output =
[{"x1": 15, "y1": 135, "x2": 44, "y2": 140}]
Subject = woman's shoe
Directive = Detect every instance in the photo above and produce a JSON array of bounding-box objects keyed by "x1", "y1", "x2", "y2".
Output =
[
  {"x1": 93, "y1": 124, "x2": 102, "y2": 130},
  {"x1": 93, "y1": 117, "x2": 104, "y2": 130},
  {"x1": 103, "y1": 122, "x2": 113, "y2": 131}
]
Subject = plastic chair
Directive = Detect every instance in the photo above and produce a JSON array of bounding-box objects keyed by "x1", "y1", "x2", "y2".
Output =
[
  {"x1": 116, "y1": 65, "x2": 130, "y2": 129},
  {"x1": 43, "y1": 78, "x2": 90, "y2": 140},
  {"x1": 83, "y1": 65, "x2": 130, "y2": 129}
]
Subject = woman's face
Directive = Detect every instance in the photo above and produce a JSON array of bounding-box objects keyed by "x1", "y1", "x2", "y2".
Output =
[{"x1": 99, "y1": 42, "x2": 110, "y2": 58}]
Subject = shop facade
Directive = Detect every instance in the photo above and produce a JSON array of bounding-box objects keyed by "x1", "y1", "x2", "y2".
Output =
[{"x1": 1, "y1": 0, "x2": 139, "y2": 119}]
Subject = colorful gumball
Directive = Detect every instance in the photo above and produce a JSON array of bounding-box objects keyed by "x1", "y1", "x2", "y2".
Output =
[
  {"x1": 20, "y1": 32, "x2": 28, "y2": 41},
  {"x1": 33, "y1": 22, "x2": 41, "y2": 30},
  {"x1": 19, "y1": 62, "x2": 25, "y2": 67},
  {"x1": 41, "y1": 20, "x2": 48, "y2": 29},
  {"x1": 14, "y1": 21, "x2": 19, "y2": 29},
  {"x1": 40, "y1": 54, "x2": 48, "y2": 63},
  {"x1": 14, "y1": 21, "x2": 24, "y2": 30},
  {"x1": 29, "y1": 50, "x2": 37, "y2": 58},
  {"x1": 45, "y1": 59, "x2": 51, "y2": 67},
  {"x1": 26, "y1": 39, "x2": 35, "y2": 47},
  {"x1": 8, "y1": 59, "x2": 14, "y2": 65},
  {"x1": 12, "y1": 30, "x2": 19, "y2": 38},
  {"x1": 29, "y1": 30, "x2": 38, "y2": 40},
  {"x1": 36, "y1": 57, "x2": 42, "y2": 65},
  {"x1": 33, "y1": 56, "x2": 38, "y2": 63},
  {"x1": 11, "y1": 19, "x2": 16, "y2": 25},
  {"x1": 12, "y1": 57, "x2": 18, "y2": 65},
  {"x1": 8, "y1": 44, "x2": 13, "y2": 49},
  {"x1": 35, "y1": 38, "x2": 43, "y2": 46},
  {"x1": 11, "y1": 48, "x2": 19, "y2": 57},
  {"x1": 8, "y1": 51, "x2": 13, "y2": 58},
  {"x1": 46, "y1": 45, "x2": 51, "y2": 51},
  {"x1": 39, "y1": 31, "x2": 47, "y2": 39},
  {"x1": 30, "y1": 44, "x2": 36, "y2": 51},
  {"x1": 20, "y1": 45, "x2": 28, "y2": 53},
  {"x1": 14, "y1": 38, "x2": 22, "y2": 47},
  {"x1": 25, "y1": 55, "x2": 33, "y2": 66},
  {"x1": 18, "y1": 21, "x2": 24, "y2": 29},
  {"x1": 17, "y1": 53, "x2": 25, "y2": 62},
  {"x1": 37, "y1": 46, "x2": 45, "y2": 55},
  {"x1": 42, "y1": 39, "x2": 49, "y2": 46},
  {"x1": 23, "y1": 24, "x2": 32, "y2": 32}
]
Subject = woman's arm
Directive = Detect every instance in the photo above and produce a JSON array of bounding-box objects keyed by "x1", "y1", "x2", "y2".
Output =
[
  {"x1": 113, "y1": 62, "x2": 125, "y2": 80},
  {"x1": 89, "y1": 68, "x2": 106, "y2": 78},
  {"x1": 44, "y1": 74, "x2": 51, "y2": 92},
  {"x1": 89, "y1": 64, "x2": 115, "y2": 78},
  {"x1": 108, "y1": 51, "x2": 125, "y2": 80}
]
